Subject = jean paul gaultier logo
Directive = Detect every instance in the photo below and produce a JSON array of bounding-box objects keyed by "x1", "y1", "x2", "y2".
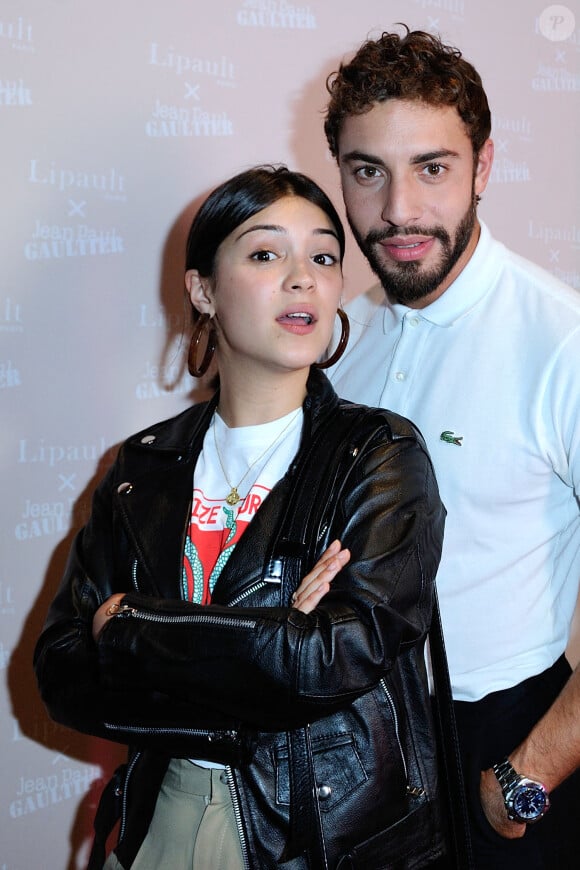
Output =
[
  {"x1": 15, "y1": 436, "x2": 115, "y2": 540},
  {"x1": 25, "y1": 220, "x2": 124, "y2": 260},
  {"x1": 9, "y1": 765, "x2": 101, "y2": 819},
  {"x1": 237, "y1": 0, "x2": 316, "y2": 28},
  {"x1": 26, "y1": 159, "x2": 126, "y2": 259},
  {"x1": 146, "y1": 101, "x2": 233, "y2": 138},
  {"x1": 147, "y1": 44, "x2": 234, "y2": 138},
  {"x1": 15, "y1": 499, "x2": 72, "y2": 541},
  {"x1": 532, "y1": 64, "x2": 580, "y2": 91}
]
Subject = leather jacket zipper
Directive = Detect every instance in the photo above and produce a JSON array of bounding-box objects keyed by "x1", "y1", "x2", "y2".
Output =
[
  {"x1": 228, "y1": 580, "x2": 268, "y2": 606},
  {"x1": 110, "y1": 605, "x2": 256, "y2": 630},
  {"x1": 380, "y1": 678, "x2": 408, "y2": 782},
  {"x1": 225, "y1": 766, "x2": 250, "y2": 870},
  {"x1": 227, "y1": 576, "x2": 282, "y2": 607},
  {"x1": 103, "y1": 722, "x2": 239, "y2": 741},
  {"x1": 118, "y1": 750, "x2": 141, "y2": 843}
]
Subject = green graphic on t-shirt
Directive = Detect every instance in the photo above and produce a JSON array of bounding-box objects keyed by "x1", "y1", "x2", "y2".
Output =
[{"x1": 182, "y1": 504, "x2": 239, "y2": 604}]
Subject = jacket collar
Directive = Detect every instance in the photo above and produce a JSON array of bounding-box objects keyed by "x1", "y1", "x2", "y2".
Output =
[{"x1": 126, "y1": 368, "x2": 339, "y2": 457}]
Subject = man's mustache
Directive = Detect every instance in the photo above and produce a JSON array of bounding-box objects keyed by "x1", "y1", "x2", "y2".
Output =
[{"x1": 366, "y1": 226, "x2": 451, "y2": 245}]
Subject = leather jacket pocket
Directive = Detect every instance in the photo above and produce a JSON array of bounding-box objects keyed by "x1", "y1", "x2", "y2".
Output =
[{"x1": 274, "y1": 731, "x2": 366, "y2": 811}]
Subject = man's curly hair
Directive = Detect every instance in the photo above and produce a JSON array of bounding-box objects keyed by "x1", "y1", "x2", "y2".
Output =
[{"x1": 325, "y1": 26, "x2": 491, "y2": 159}]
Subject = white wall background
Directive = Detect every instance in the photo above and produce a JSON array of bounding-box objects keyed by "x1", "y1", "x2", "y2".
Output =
[{"x1": 2, "y1": 1, "x2": 579, "y2": 866}]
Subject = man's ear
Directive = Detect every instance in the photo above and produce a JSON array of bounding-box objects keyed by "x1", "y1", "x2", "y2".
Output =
[
  {"x1": 185, "y1": 269, "x2": 215, "y2": 317},
  {"x1": 475, "y1": 138, "x2": 494, "y2": 197}
]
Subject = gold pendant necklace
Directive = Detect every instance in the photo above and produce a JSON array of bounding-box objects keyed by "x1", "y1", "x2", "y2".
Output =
[
  {"x1": 226, "y1": 487, "x2": 241, "y2": 507},
  {"x1": 213, "y1": 409, "x2": 301, "y2": 506}
]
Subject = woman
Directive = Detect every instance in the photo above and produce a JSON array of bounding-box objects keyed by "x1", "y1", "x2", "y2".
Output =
[{"x1": 34, "y1": 166, "x2": 447, "y2": 869}]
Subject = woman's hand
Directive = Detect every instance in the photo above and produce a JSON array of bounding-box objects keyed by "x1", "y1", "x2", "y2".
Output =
[
  {"x1": 92, "y1": 592, "x2": 126, "y2": 641},
  {"x1": 292, "y1": 539, "x2": 350, "y2": 614}
]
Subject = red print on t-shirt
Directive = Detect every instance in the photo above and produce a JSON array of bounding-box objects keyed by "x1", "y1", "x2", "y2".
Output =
[{"x1": 182, "y1": 486, "x2": 268, "y2": 603}]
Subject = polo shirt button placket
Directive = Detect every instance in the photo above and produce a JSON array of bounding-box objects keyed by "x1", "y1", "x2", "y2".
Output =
[{"x1": 391, "y1": 313, "x2": 422, "y2": 386}]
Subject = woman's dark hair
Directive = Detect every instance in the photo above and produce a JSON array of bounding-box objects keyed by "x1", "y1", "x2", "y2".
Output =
[
  {"x1": 185, "y1": 165, "x2": 346, "y2": 304},
  {"x1": 325, "y1": 27, "x2": 491, "y2": 160}
]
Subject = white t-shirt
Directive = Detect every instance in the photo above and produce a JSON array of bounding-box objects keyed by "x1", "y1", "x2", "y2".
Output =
[
  {"x1": 185, "y1": 407, "x2": 303, "y2": 768},
  {"x1": 330, "y1": 222, "x2": 580, "y2": 701},
  {"x1": 183, "y1": 407, "x2": 303, "y2": 605}
]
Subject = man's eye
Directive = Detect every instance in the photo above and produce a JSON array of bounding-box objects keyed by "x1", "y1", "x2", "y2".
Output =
[
  {"x1": 355, "y1": 166, "x2": 380, "y2": 179},
  {"x1": 423, "y1": 163, "x2": 444, "y2": 177}
]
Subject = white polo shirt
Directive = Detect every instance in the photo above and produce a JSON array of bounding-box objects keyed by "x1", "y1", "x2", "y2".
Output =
[{"x1": 331, "y1": 222, "x2": 580, "y2": 701}]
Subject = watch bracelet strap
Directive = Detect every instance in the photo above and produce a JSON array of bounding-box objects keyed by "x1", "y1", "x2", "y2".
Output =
[{"x1": 492, "y1": 757, "x2": 521, "y2": 793}]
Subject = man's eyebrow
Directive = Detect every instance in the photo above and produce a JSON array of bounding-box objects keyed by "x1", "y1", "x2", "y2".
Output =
[
  {"x1": 340, "y1": 150, "x2": 386, "y2": 167},
  {"x1": 340, "y1": 148, "x2": 461, "y2": 166},
  {"x1": 410, "y1": 149, "x2": 460, "y2": 164}
]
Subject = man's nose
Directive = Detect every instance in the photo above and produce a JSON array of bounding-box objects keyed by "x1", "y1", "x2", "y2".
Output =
[{"x1": 381, "y1": 176, "x2": 421, "y2": 226}]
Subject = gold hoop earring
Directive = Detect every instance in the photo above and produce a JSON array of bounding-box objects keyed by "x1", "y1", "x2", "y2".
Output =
[
  {"x1": 188, "y1": 314, "x2": 217, "y2": 377},
  {"x1": 314, "y1": 308, "x2": 350, "y2": 369}
]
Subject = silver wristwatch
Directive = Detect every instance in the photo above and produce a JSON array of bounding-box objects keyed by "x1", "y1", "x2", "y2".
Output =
[{"x1": 492, "y1": 757, "x2": 550, "y2": 824}]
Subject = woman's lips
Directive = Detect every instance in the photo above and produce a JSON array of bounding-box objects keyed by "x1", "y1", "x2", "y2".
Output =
[{"x1": 276, "y1": 310, "x2": 317, "y2": 333}]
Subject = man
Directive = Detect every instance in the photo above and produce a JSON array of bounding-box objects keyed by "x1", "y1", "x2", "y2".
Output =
[{"x1": 324, "y1": 27, "x2": 580, "y2": 870}]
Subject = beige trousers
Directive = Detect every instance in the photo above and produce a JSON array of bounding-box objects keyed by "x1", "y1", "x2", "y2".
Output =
[{"x1": 103, "y1": 758, "x2": 244, "y2": 870}]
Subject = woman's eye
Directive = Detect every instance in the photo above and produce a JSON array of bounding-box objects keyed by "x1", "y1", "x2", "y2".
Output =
[
  {"x1": 313, "y1": 253, "x2": 338, "y2": 266},
  {"x1": 251, "y1": 250, "x2": 276, "y2": 262}
]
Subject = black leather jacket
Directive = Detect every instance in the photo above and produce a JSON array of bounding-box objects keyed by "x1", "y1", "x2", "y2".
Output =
[{"x1": 34, "y1": 370, "x2": 446, "y2": 869}]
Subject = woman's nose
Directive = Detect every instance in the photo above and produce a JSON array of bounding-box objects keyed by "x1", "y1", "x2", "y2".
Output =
[{"x1": 284, "y1": 260, "x2": 315, "y2": 291}]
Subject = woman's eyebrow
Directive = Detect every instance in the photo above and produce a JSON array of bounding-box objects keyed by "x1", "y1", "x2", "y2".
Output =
[{"x1": 236, "y1": 225, "x2": 339, "y2": 242}]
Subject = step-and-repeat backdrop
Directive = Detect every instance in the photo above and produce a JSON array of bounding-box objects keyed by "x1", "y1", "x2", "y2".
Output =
[{"x1": 2, "y1": 1, "x2": 579, "y2": 866}]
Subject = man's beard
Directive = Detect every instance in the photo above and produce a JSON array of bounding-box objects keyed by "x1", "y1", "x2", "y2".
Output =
[{"x1": 348, "y1": 197, "x2": 477, "y2": 306}]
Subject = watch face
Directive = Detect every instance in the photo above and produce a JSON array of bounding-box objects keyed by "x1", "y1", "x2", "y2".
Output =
[{"x1": 511, "y1": 784, "x2": 547, "y2": 821}]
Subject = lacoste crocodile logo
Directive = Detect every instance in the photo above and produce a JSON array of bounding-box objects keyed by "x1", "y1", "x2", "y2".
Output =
[{"x1": 440, "y1": 430, "x2": 463, "y2": 446}]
